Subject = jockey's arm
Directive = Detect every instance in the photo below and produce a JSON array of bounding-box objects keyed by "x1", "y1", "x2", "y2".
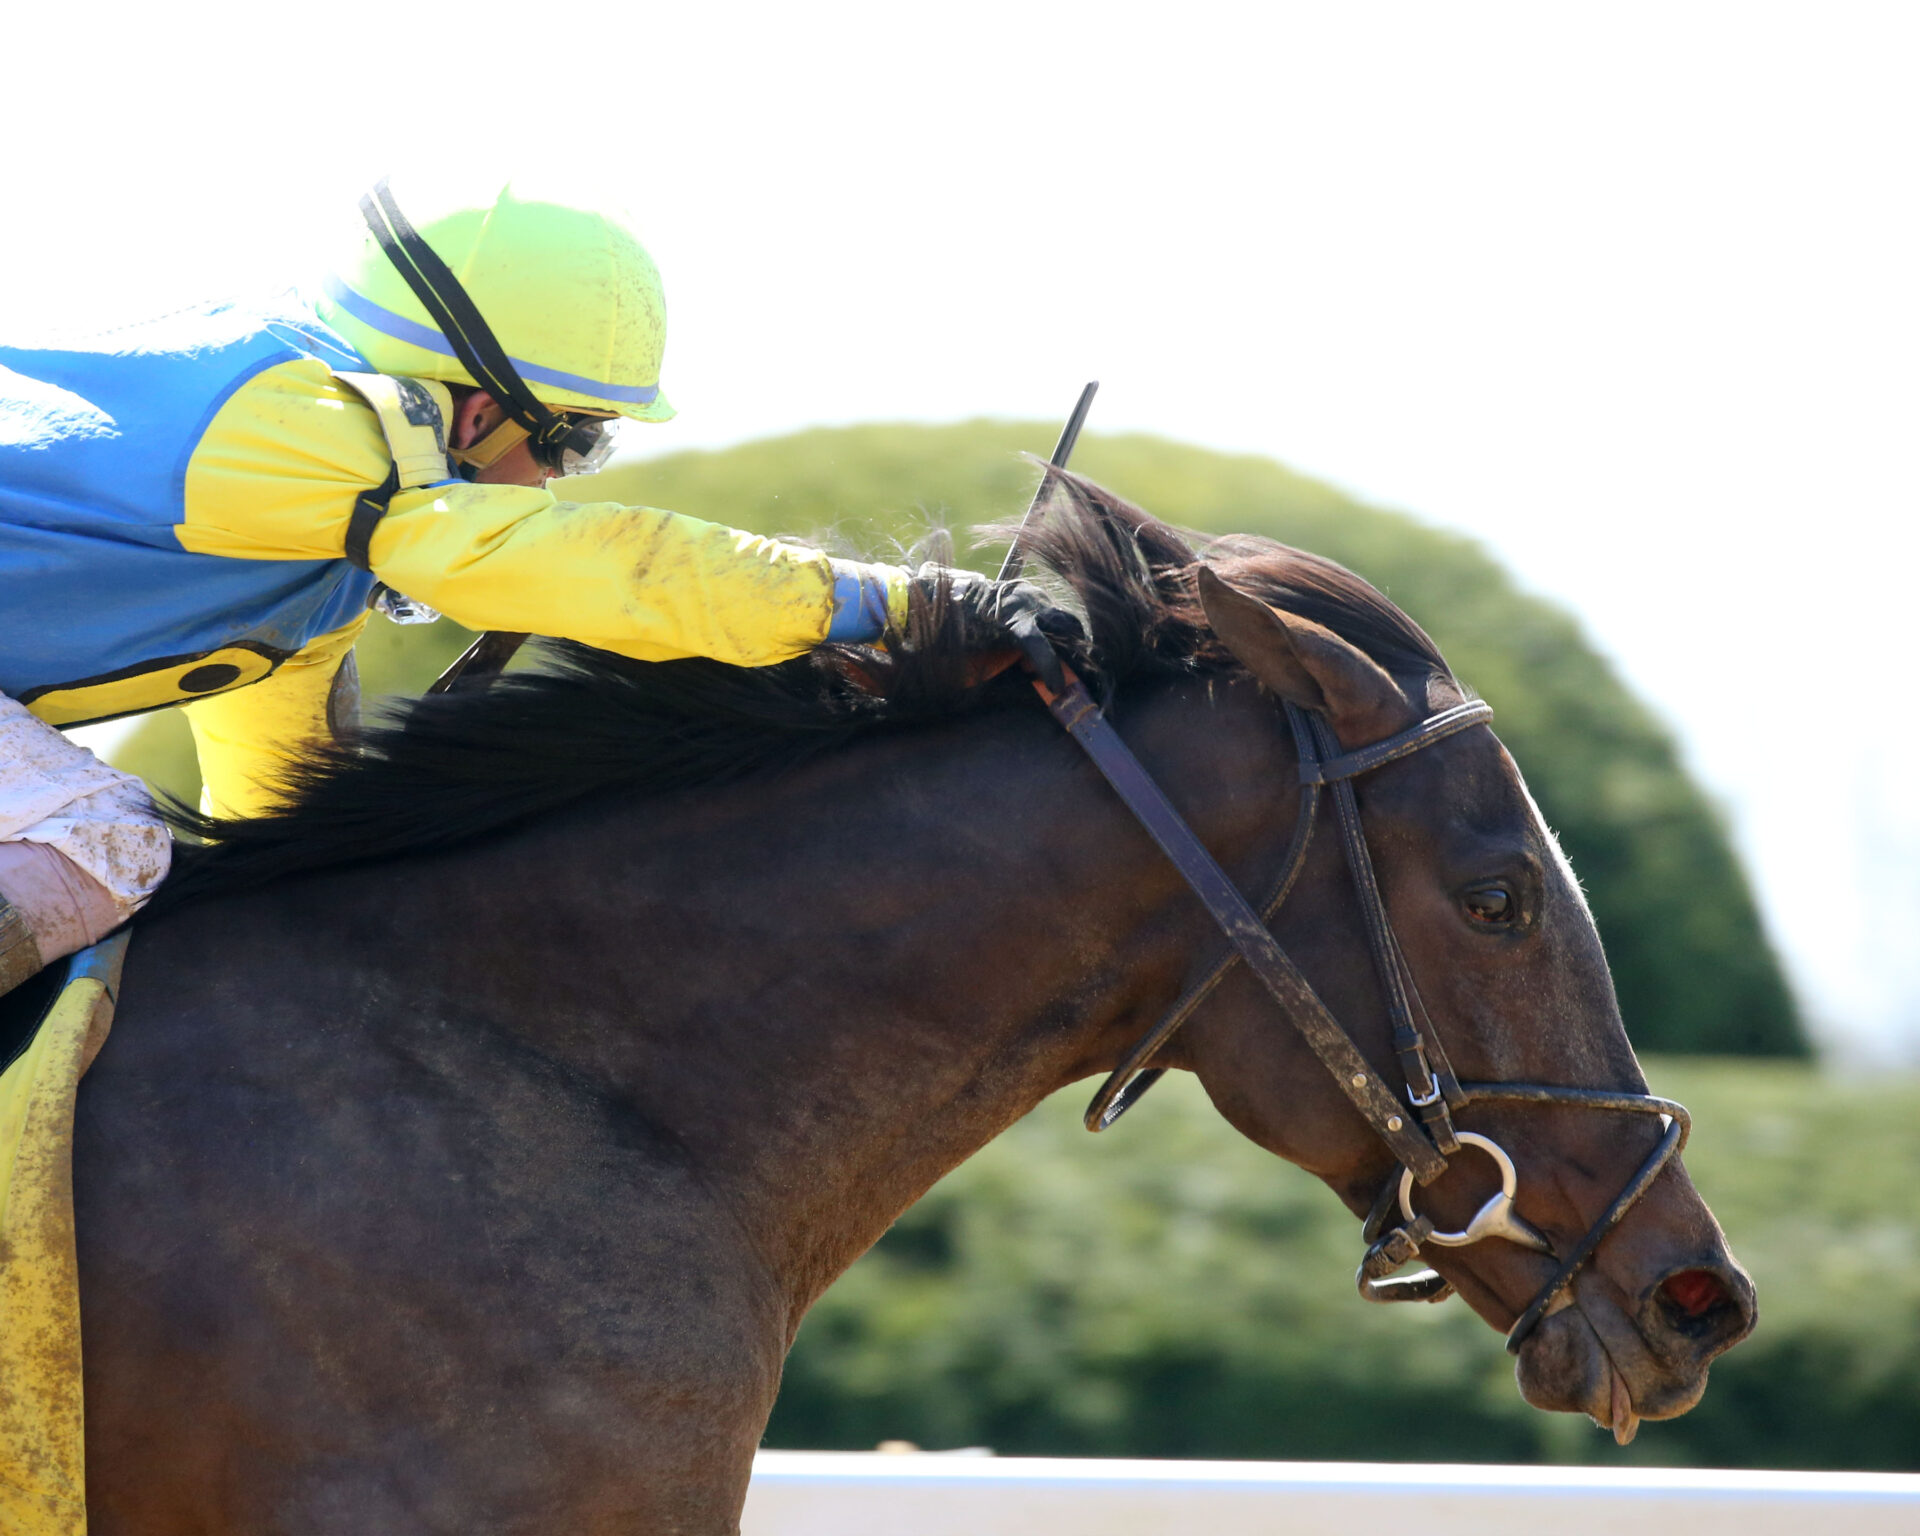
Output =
[
  {"x1": 178, "y1": 487, "x2": 908, "y2": 816},
  {"x1": 361, "y1": 482, "x2": 907, "y2": 667},
  {"x1": 174, "y1": 360, "x2": 910, "y2": 813},
  {"x1": 183, "y1": 360, "x2": 910, "y2": 672}
]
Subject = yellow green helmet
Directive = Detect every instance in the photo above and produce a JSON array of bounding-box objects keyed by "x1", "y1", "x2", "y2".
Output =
[{"x1": 316, "y1": 172, "x2": 673, "y2": 427}]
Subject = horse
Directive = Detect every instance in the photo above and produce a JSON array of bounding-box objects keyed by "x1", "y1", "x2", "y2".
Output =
[{"x1": 72, "y1": 472, "x2": 1755, "y2": 1533}]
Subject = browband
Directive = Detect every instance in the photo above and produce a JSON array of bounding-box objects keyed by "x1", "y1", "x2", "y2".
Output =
[{"x1": 1302, "y1": 700, "x2": 1494, "y2": 785}]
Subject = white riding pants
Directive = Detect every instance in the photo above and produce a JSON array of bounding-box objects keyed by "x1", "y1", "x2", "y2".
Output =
[{"x1": 0, "y1": 693, "x2": 170, "y2": 965}]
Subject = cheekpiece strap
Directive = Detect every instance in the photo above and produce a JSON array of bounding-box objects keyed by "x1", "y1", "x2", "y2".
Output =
[{"x1": 1306, "y1": 710, "x2": 1459, "y2": 1159}]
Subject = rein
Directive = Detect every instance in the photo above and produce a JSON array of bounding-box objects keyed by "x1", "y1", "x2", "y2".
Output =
[{"x1": 1026, "y1": 662, "x2": 1688, "y2": 1352}]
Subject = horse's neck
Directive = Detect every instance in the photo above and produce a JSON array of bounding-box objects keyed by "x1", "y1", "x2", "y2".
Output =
[{"x1": 485, "y1": 679, "x2": 1291, "y2": 1316}]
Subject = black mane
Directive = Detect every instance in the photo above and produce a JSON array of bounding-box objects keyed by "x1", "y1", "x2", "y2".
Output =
[{"x1": 152, "y1": 469, "x2": 1451, "y2": 909}]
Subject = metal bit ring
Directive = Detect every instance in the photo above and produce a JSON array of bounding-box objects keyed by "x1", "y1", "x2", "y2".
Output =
[{"x1": 1400, "y1": 1132, "x2": 1554, "y2": 1253}]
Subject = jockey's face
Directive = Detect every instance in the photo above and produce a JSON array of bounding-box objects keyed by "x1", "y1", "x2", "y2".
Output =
[{"x1": 450, "y1": 391, "x2": 553, "y2": 488}]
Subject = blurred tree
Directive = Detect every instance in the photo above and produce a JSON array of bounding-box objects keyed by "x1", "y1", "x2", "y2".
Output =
[{"x1": 111, "y1": 421, "x2": 1803, "y2": 1055}]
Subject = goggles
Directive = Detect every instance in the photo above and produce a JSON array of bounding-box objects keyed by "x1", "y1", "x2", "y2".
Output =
[
  {"x1": 454, "y1": 411, "x2": 624, "y2": 479},
  {"x1": 539, "y1": 412, "x2": 622, "y2": 477}
]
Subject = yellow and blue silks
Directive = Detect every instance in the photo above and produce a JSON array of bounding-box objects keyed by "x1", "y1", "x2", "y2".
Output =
[{"x1": 0, "y1": 932, "x2": 127, "y2": 1536}]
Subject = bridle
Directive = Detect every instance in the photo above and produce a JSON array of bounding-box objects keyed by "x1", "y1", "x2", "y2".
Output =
[{"x1": 1027, "y1": 664, "x2": 1689, "y2": 1353}]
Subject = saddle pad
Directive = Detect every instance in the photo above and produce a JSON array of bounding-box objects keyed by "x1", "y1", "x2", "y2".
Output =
[{"x1": 0, "y1": 932, "x2": 128, "y2": 1536}]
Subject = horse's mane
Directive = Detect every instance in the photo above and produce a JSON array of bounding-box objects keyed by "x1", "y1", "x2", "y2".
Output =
[{"x1": 151, "y1": 469, "x2": 1449, "y2": 909}]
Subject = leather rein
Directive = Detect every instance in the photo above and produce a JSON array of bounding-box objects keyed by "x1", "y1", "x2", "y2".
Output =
[{"x1": 1026, "y1": 661, "x2": 1688, "y2": 1354}]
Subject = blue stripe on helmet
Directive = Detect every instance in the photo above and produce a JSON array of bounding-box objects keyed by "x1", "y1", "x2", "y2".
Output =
[{"x1": 322, "y1": 274, "x2": 660, "y2": 407}]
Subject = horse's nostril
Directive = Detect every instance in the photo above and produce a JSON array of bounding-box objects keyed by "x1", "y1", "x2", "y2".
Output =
[
  {"x1": 1661, "y1": 1268, "x2": 1727, "y2": 1318},
  {"x1": 1650, "y1": 1264, "x2": 1754, "y2": 1353}
]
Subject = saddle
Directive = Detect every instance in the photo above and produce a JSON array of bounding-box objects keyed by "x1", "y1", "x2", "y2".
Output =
[{"x1": 0, "y1": 931, "x2": 129, "y2": 1536}]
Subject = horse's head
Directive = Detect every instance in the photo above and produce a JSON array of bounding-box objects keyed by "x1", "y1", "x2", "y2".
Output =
[{"x1": 1157, "y1": 557, "x2": 1756, "y2": 1443}]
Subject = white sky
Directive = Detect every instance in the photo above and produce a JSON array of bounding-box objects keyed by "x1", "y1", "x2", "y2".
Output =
[{"x1": 8, "y1": 3, "x2": 1917, "y2": 1057}]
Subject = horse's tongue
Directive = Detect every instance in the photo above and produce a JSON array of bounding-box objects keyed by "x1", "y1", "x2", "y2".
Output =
[{"x1": 1610, "y1": 1366, "x2": 1640, "y2": 1446}]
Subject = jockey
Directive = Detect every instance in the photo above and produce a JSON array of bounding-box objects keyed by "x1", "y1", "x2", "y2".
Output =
[{"x1": 0, "y1": 174, "x2": 1071, "y2": 1000}]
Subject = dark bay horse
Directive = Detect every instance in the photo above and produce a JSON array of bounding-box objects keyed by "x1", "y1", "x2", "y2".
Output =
[{"x1": 74, "y1": 476, "x2": 1754, "y2": 1533}]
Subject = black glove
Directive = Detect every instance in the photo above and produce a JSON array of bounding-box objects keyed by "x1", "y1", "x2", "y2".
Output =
[{"x1": 910, "y1": 570, "x2": 1084, "y2": 692}]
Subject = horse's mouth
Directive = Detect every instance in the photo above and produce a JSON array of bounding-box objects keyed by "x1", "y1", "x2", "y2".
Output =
[{"x1": 1513, "y1": 1261, "x2": 1757, "y2": 1440}]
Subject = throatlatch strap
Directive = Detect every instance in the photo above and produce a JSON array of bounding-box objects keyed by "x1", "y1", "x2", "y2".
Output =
[
  {"x1": 1038, "y1": 674, "x2": 1448, "y2": 1181},
  {"x1": 1083, "y1": 769, "x2": 1320, "y2": 1131}
]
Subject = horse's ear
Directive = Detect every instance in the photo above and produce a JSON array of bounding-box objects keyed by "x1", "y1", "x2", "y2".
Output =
[{"x1": 1196, "y1": 567, "x2": 1410, "y2": 743}]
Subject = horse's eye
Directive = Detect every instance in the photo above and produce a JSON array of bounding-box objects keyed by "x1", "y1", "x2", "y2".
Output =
[{"x1": 1463, "y1": 886, "x2": 1515, "y2": 924}]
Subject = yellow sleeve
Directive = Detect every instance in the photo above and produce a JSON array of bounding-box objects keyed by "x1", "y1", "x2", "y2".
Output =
[
  {"x1": 177, "y1": 358, "x2": 395, "y2": 560},
  {"x1": 183, "y1": 619, "x2": 366, "y2": 818},
  {"x1": 365, "y1": 483, "x2": 900, "y2": 667}
]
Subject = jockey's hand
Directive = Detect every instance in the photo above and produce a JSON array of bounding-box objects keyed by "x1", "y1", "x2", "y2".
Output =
[{"x1": 911, "y1": 570, "x2": 1084, "y2": 693}]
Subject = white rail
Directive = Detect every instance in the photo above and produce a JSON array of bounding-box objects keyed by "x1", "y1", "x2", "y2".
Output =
[{"x1": 743, "y1": 1452, "x2": 1920, "y2": 1535}]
